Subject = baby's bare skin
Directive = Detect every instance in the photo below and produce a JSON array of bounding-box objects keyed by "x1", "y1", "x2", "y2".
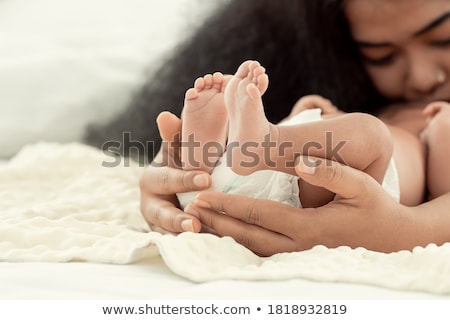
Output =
[{"x1": 181, "y1": 72, "x2": 230, "y2": 173}]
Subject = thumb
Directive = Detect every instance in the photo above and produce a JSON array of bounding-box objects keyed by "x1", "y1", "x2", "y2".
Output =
[
  {"x1": 156, "y1": 111, "x2": 183, "y2": 168},
  {"x1": 156, "y1": 111, "x2": 182, "y2": 143},
  {"x1": 295, "y1": 155, "x2": 376, "y2": 200}
]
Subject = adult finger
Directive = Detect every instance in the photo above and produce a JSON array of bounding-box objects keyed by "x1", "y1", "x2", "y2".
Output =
[
  {"x1": 294, "y1": 155, "x2": 377, "y2": 200},
  {"x1": 156, "y1": 111, "x2": 182, "y2": 142},
  {"x1": 141, "y1": 194, "x2": 202, "y2": 233},
  {"x1": 140, "y1": 165, "x2": 211, "y2": 195},
  {"x1": 155, "y1": 112, "x2": 183, "y2": 168},
  {"x1": 185, "y1": 202, "x2": 296, "y2": 256},
  {"x1": 191, "y1": 192, "x2": 308, "y2": 236}
]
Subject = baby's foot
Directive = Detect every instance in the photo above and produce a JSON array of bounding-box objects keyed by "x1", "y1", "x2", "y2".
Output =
[
  {"x1": 224, "y1": 60, "x2": 275, "y2": 175},
  {"x1": 181, "y1": 72, "x2": 229, "y2": 173}
]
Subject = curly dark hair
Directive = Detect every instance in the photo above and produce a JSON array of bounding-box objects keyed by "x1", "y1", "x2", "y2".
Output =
[{"x1": 84, "y1": 0, "x2": 386, "y2": 163}]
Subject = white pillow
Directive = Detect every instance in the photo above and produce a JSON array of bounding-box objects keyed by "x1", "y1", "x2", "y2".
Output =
[{"x1": 0, "y1": 0, "x2": 220, "y2": 159}]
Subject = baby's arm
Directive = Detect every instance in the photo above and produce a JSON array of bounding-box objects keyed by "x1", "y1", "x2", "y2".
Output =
[{"x1": 422, "y1": 101, "x2": 450, "y2": 199}]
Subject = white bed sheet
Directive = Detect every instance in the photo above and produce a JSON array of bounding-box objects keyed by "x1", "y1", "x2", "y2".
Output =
[
  {"x1": 1, "y1": 143, "x2": 450, "y2": 301},
  {"x1": 0, "y1": 258, "x2": 442, "y2": 300},
  {"x1": 0, "y1": 147, "x2": 441, "y2": 300}
]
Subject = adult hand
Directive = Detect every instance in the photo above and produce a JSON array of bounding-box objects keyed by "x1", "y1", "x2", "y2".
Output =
[
  {"x1": 185, "y1": 155, "x2": 413, "y2": 256},
  {"x1": 139, "y1": 111, "x2": 211, "y2": 234}
]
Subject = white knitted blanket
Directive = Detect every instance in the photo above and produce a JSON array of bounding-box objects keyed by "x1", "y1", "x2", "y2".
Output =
[{"x1": 1, "y1": 143, "x2": 449, "y2": 294}]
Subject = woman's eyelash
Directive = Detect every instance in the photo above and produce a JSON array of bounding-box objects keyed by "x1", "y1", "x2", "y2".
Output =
[
  {"x1": 362, "y1": 37, "x2": 450, "y2": 65},
  {"x1": 363, "y1": 54, "x2": 395, "y2": 66},
  {"x1": 432, "y1": 37, "x2": 450, "y2": 47}
]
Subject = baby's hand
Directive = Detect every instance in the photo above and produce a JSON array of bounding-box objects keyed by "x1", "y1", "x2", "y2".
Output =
[
  {"x1": 290, "y1": 95, "x2": 341, "y2": 117},
  {"x1": 420, "y1": 101, "x2": 450, "y2": 143},
  {"x1": 423, "y1": 101, "x2": 450, "y2": 118}
]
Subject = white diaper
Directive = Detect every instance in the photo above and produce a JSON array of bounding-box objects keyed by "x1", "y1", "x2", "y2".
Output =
[{"x1": 177, "y1": 108, "x2": 400, "y2": 209}]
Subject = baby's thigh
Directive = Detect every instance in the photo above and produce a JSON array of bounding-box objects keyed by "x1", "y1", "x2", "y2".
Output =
[
  {"x1": 423, "y1": 113, "x2": 450, "y2": 198},
  {"x1": 425, "y1": 112, "x2": 450, "y2": 150},
  {"x1": 388, "y1": 126, "x2": 426, "y2": 206}
]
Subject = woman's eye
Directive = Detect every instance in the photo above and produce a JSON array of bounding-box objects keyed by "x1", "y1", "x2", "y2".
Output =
[
  {"x1": 363, "y1": 54, "x2": 395, "y2": 66},
  {"x1": 432, "y1": 37, "x2": 450, "y2": 47}
]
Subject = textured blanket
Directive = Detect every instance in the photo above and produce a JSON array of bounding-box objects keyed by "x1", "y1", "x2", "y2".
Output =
[{"x1": 1, "y1": 143, "x2": 449, "y2": 294}]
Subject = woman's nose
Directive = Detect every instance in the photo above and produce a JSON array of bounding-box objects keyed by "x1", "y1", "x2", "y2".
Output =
[{"x1": 405, "y1": 51, "x2": 441, "y2": 99}]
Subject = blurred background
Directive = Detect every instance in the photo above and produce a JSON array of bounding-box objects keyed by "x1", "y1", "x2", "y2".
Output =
[{"x1": 0, "y1": 0, "x2": 223, "y2": 159}]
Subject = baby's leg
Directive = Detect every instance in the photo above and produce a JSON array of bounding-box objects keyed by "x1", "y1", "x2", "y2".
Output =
[
  {"x1": 181, "y1": 72, "x2": 229, "y2": 173},
  {"x1": 422, "y1": 102, "x2": 450, "y2": 200},
  {"x1": 224, "y1": 60, "x2": 393, "y2": 187},
  {"x1": 426, "y1": 130, "x2": 450, "y2": 200},
  {"x1": 224, "y1": 60, "x2": 270, "y2": 174},
  {"x1": 387, "y1": 126, "x2": 426, "y2": 205}
]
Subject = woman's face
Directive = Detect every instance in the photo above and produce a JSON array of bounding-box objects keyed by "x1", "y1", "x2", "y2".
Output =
[{"x1": 344, "y1": 0, "x2": 450, "y2": 103}]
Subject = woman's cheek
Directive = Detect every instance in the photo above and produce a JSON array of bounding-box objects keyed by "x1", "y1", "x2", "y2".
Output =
[{"x1": 366, "y1": 66, "x2": 404, "y2": 100}]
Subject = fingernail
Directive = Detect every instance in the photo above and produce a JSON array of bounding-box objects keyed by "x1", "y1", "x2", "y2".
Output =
[
  {"x1": 193, "y1": 174, "x2": 209, "y2": 188},
  {"x1": 193, "y1": 197, "x2": 211, "y2": 209},
  {"x1": 296, "y1": 156, "x2": 317, "y2": 175},
  {"x1": 184, "y1": 204, "x2": 200, "y2": 218},
  {"x1": 181, "y1": 219, "x2": 194, "y2": 232}
]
